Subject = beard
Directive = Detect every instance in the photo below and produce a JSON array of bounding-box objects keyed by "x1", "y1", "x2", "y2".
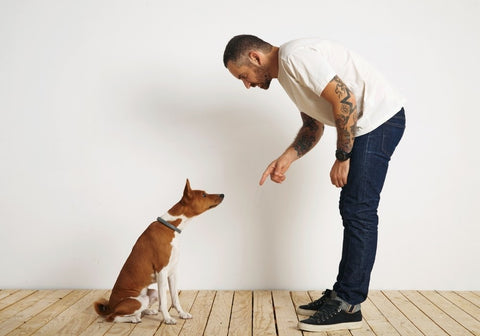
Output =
[
  {"x1": 253, "y1": 67, "x2": 272, "y2": 90},
  {"x1": 260, "y1": 77, "x2": 272, "y2": 90}
]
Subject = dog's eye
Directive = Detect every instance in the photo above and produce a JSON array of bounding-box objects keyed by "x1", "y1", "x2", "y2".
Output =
[{"x1": 202, "y1": 193, "x2": 207, "y2": 197}]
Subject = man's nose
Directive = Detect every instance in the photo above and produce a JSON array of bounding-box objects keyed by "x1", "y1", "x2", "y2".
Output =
[{"x1": 242, "y1": 78, "x2": 251, "y2": 89}]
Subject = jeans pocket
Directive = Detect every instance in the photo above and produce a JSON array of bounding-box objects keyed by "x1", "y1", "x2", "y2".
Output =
[
  {"x1": 381, "y1": 109, "x2": 406, "y2": 157},
  {"x1": 384, "y1": 108, "x2": 406, "y2": 128},
  {"x1": 382, "y1": 123, "x2": 405, "y2": 157}
]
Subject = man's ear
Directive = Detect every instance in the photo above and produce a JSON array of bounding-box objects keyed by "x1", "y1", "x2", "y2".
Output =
[{"x1": 248, "y1": 51, "x2": 261, "y2": 66}]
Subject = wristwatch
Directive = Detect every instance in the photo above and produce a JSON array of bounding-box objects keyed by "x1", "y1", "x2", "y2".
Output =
[{"x1": 335, "y1": 149, "x2": 352, "y2": 161}]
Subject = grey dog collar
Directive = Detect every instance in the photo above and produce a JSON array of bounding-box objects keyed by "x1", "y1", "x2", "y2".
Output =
[{"x1": 157, "y1": 217, "x2": 182, "y2": 234}]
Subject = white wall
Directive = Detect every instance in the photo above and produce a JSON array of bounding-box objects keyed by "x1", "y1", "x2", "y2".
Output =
[{"x1": 1, "y1": 0, "x2": 479, "y2": 291}]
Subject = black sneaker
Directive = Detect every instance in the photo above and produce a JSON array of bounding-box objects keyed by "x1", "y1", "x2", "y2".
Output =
[
  {"x1": 296, "y1": 289, "x2": 333, "y2": 315},
  {"x1": 297, "y1": 299, "x2": 363, "y2": 332}
]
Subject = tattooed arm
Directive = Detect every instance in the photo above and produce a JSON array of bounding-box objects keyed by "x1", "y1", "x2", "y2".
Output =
[
  {"x1": 321, "y1": 75, "x2": 358, "y2": 153},
  {"x1": 259, "y1": 112, "x2": 324, "y2": 185},
  {"x1": 291, "y1": 112, "x2": 324, "y2": 158},
  {"x1": 321, "y1": 75, "x2": 358, "y2": 187}
]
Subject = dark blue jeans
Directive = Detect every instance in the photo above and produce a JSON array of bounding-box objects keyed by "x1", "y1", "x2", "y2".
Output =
[{"x1": 333, "y1": 108, "x2": 406, "y2": 305}]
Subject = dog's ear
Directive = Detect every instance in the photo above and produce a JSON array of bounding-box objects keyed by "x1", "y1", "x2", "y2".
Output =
[{"x1": 184, "y1": 179, "x2": 193, "y2": 199}]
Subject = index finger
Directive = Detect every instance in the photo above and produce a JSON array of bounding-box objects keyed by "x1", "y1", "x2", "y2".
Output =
[{"x1": 259, "y1": 163, "x2": 275, "y2": 185}]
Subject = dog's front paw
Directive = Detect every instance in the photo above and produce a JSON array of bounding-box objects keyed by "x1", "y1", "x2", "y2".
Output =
[
  {"x1": 143, "y1": 308, "x2": 158, "y2": 315},
  {"x1": 179, "y1": 311, "x2": 193, "y2": 319},
  {"x1": 164, "y1": 316, "x2": 177, "y2": 325}
]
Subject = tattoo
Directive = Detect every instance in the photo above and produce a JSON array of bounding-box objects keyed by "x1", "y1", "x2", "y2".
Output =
[
  {"x1": 292, "y1": 113, "x2": 324, "y2": 158},
  {"x1": 332, "y1": 76, "x2": 357, "y2": 153},
  {"x1": 294, "y1": 134, "x2": 317, "y2": 157},
  {"x1": 303, "y1": 112, "x2": 319, "y2": 132}
]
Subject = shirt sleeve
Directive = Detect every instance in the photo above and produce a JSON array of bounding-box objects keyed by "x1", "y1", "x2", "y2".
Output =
[{"x1": 283, "y1": 47, "x2": 337, "y2": 96}]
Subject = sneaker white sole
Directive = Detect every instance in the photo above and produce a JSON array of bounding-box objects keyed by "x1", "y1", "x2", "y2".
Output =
[{"x1": 298, "y1": 320, "x2": 363, "y2": 332}]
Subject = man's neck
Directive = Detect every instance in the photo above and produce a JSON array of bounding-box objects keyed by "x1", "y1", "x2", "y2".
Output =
[{"x1": 269, "y1": 46, "x2": 280, "y2": 78}]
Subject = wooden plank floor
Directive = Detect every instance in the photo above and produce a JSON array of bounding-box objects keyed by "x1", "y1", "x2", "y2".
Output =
[{"x1": 0, "y1": 289, "x2": 478, "y2": 336}]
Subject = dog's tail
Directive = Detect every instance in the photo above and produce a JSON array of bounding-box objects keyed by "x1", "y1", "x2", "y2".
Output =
[{"x1": 93, "y1": 298, "x2": 112, "y2": 317}]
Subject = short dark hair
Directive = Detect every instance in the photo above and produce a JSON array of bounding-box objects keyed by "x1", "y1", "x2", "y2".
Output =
[{"x1": 223, "y1": 34, "x2": 273, "y2": 67}]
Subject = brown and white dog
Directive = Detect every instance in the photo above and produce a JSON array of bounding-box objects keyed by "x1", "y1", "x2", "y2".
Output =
[{"x1": 93, "y1": 179, "x2": 224, "y2": 324}]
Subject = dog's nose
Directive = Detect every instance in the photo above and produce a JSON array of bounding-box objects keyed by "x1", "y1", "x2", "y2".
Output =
[{"x1": 219, "y1": 194, "x2": 224, "y2": 199}]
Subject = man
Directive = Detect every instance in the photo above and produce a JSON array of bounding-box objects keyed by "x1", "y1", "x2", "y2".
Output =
[{"x1": 223, "y1": 35, "x2": 405, "y2": 332}]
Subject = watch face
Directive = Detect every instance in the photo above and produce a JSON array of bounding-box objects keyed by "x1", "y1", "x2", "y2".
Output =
[{"x1": 335, "y1": 150, "x2": 350, "y2": 161}]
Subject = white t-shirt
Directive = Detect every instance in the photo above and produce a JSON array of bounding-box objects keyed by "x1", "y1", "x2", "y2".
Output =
[{"x1": 277, "y1": 39, "x2": 405, "y2": 137}]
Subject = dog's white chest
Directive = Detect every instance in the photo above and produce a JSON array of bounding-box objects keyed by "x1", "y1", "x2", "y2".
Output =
[
  {"x1": 167, "y1": 235, "x2": 181, "y2": 269},
  {"x1": 150, "y1": 234, "x2": 181, "y2": 283}
]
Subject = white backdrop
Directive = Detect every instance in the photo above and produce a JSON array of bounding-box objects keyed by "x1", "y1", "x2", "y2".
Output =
[{"x1": 1, "y1": 0, "x2": 479, "y2": 291}]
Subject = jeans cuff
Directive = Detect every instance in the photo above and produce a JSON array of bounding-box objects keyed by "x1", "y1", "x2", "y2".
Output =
[{"x1": 332, "y1": 292, "x2": 361, "y2": 313}]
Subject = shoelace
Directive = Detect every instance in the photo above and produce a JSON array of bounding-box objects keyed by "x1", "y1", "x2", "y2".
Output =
[
  {"x1": 308, "y1": 289, "x2": 333, "y2": 307},
  {"x1": 311, "y1": 301, "x2": 341, "y2": 322}
]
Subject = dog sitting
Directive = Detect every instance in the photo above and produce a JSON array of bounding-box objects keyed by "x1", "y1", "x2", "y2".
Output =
[{"x1": 93, "y1": 179, "x2": 224, "y2": 324}]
